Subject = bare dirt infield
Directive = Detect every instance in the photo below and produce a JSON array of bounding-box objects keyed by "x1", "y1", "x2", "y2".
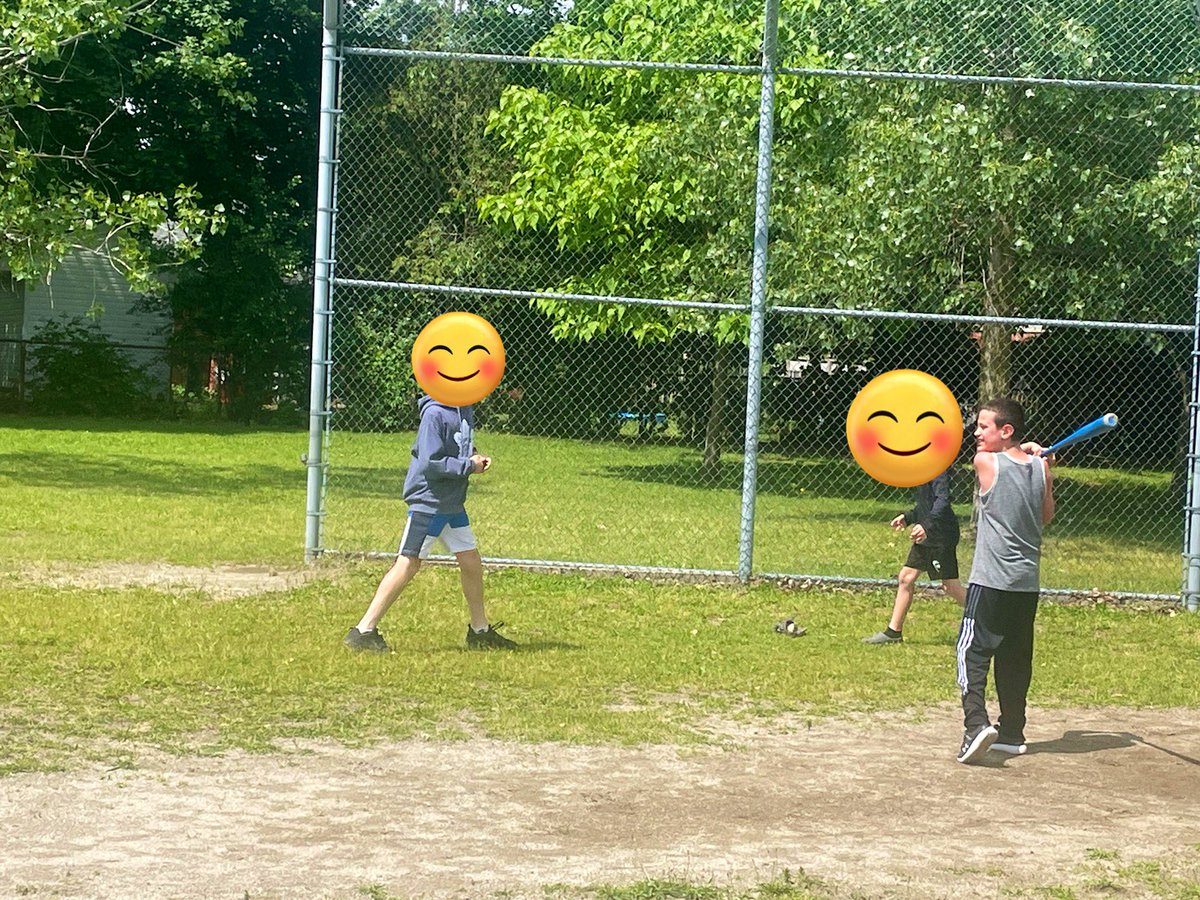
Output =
[{"x1": 2, "y1": 707, "x2": 1198, "y2": 898}]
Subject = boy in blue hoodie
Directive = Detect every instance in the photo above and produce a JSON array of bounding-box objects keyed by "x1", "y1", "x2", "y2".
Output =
[{"x1": 344, "y1": 395, "x2": 517, "y2": 652}]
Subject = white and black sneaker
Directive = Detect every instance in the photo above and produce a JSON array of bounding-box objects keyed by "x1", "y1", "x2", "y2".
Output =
[{"x1": 957, "y1": 724, "x2": 999, "y2": 764}]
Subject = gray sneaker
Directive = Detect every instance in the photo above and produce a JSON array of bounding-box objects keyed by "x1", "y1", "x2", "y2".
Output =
[
  {"x1": 862, "y1": 630, "x2": 902, "y2": 644},
  {"x1": 344, "y1": 626, "x2": 390, "y2": 653}
]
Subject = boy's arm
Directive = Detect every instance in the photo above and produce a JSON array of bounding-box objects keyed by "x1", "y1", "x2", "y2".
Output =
[
  {"x1": 1020, "y1": 441, "x2": 1056, "y2": 525},
  {"x1": 973, "y1": 451, "x2": 996, "y2": 493},
  {"x1": 1041, "y1": 457, "x2": 1056, "y2": 524},
  {"x1": 898, "y1": 487, "x2": 921, "y2": 526},
  {"x1": 417, "y1": 418, "x2": 475, "y2": 480},
  {"x1": 924, "y1": 471, "x2": 952, "y2": 529}
]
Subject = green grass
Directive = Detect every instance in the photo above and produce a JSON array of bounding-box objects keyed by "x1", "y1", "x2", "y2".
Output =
[
  {"x1": 542, "y1": 870, "x2": 834, "y2": 899},
  {"x1": 0, "y1": 417, "x2": 305, "y2": 565},
  {"x1": 0, "y1": 415, "x2": 1197, "y2": 777},
  {"x1": 0, "y1": 415, "x2": 1181, "y2": 593},
  {"x1": 326, "y1": 428, "x2": 1179, "y2": 595},
  {"x1": 0, "y1": 416, "x2": 1198, "y2": 899},
  {"x1": 1011, "y1": 844, "x2": 1200, "y2": 899},
  {"x1": 349, "y1": 846, "x2": 1200, "y2": 899},
  {"x1": 2, "y1": 563, "x2": 1198, "y2": 774}
]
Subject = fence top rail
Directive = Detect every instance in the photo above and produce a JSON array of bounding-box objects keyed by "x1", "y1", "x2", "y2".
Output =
[
  {"x1": 334, "y1": 278, "x2": 1193, "y2": 333},
  {"x1": 343, "y1": 46, "x2": 1200, "y2": 94},
  {"x1": 770, "y1": 305, "x2": 1195, "y2": 333},
  {"x1": 0, "y1": 337, "x2": 167, "y2": 351},
  {"x1": 333, "y1": 278, "x2": 749, "y2": 312}
]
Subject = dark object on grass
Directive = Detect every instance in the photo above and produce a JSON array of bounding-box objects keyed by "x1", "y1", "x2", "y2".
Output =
[{"x1": 774, "y1": 618, "x2": 807, "y2": 637}]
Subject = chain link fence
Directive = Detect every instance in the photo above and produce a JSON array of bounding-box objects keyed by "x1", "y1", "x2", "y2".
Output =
[{"x1": 310, "y1": 0, "x2": 1200, "y2": 602}]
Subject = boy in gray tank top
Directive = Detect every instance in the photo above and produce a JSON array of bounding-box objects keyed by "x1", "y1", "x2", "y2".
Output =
[{"x1": 955, "y1": 397, "x2": 1056, "y2": 764}]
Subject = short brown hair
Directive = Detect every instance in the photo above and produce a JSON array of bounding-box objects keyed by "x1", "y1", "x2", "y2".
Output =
[{"x1": 979, "y1": 397, "x2": 1026, "y2": 440}]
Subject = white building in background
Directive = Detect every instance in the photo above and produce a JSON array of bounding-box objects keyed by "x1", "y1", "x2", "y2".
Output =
[{"x1": 0, "y1": 251, "x2": 171, "y2": 397}]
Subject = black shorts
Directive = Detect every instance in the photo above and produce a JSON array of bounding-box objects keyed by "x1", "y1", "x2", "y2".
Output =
[{"x1": 903, "y1": 543, "x2": 960, "y2": 581}]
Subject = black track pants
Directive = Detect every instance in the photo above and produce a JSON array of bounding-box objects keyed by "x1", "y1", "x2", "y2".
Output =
[{"x1": 956, "y1": 583, "x2": 1039, "y2": 739}]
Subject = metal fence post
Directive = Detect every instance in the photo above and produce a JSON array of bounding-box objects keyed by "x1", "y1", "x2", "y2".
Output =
[
  {"x1": 305, "y1": 0, "x2": 341, "y2": 563},
  {"x1": 737, "y1": 0, "x2": 781, "y2": 583},
  {"x1": 1183, "y1": 247, "x2": 1200, "y2": 610}
]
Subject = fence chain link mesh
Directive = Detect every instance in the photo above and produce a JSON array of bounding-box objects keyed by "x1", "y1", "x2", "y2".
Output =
[{"x1": 317, "y1": 0, "x2": 1200, "y2": 600}]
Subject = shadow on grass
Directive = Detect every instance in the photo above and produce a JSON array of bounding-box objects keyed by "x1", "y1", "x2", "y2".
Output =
[
  {"x1": 0, "y1": 413, "x2": 305, "y2": 436},
  {"x1": 435, "y1": 641, "x2": 582, "y2": 653},
  {"x1": 329, "y1": 453, "x2": 1178, "y2": 554},
  {"x1": 597, "y1": 458, "x2": 1178, "y2": 552},
  {"x1": 0, "y1": 451, "x2": 298, "y2": 495},
  {"x1": 598, "y1": 457, "x2": 886, "y2": 502}
]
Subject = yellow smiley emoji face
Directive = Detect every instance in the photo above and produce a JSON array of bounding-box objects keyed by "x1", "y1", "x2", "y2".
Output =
[
  {"x1": 411, "y1": 312, "x2": 506, "y2": 406},
  {"x1": 846, "y1": 370, "x2": 963, "y2": 488}
]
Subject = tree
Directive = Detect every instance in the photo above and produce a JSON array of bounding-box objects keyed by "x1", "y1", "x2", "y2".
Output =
[
  {"x1": 331, "y1": 0, "x2": 565, "y2": 429},
  {"x1": 116, "y1": 0, "x2": 321, "y2": 419},
  {"x1": 11, "y1": 0, "x2": 323, "y2": 419},
  {"x1": 770, "y1": 0, "x2": 1200, "y2": 407},
  {"x1": 1, "y1": 0, "x2": 223, "y2": 288},
  {"x1": 476, "y1": 0, "x2": 824, "y2": 476}
]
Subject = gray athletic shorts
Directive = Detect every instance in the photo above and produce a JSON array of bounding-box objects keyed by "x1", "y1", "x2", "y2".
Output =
[{"x1": 399, "y1": 510, "x2": 477, "y2": 559}]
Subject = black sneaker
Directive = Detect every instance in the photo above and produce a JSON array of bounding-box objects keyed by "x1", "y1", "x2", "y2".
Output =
[
  {"x1": 466, "y1": 622, "x2": 518, "y2": 650},
  {"x1": 344, "y1": 626, "x2": 390, "y2": 653},
  {"x1": 957, "y1": 724, "x2": 999, "y2": 764}
]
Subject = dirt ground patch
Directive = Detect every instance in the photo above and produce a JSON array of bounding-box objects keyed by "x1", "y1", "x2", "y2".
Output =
[
  {"x1": 16, "y1": 562, "x2": 320, "y2": 599},
  {"x1": 2, "y1": 706, "x2": 1198, "y2": 898}
]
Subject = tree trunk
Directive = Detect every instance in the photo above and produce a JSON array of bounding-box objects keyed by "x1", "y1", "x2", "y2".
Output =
[
  {"x1": 972, "y1": 207, "x2": 1018, "y2": 530},
  {"x1": 977, "y1": 85, "x2": 1020, "y2": 408},
  {"x1": 979, "y1": 213, "x2": 1016, "y2": 405},
  {"x1": 701, "y1": 341, "x2": 732, "y2": 481}
]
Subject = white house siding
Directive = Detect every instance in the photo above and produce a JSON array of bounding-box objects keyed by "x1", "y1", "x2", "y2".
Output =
[{"x1": 22, "y1": 252, "x2": 171, "y2": 393}]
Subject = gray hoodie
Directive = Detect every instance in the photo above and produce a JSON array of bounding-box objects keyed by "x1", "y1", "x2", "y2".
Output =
[{"x1": 402, "y1": 396, "x2": 475, "y2": 515}]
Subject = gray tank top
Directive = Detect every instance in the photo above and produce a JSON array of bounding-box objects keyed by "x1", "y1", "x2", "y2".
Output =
[{"x1": 970, "y1": 452, "x2": 1047, "y2": 592}]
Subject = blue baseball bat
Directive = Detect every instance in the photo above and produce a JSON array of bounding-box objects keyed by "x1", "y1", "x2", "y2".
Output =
[{"x1": 1040, "y1": 413, "x2": 1119, "y2": 456}]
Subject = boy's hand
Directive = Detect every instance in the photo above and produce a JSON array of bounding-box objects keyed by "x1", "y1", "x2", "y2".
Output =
[
  {"x1": 910, "y1": 523, "x2": 927, "y2": 544},
  {"x1": 470, "y1": 454, "x2": 490, "y2": 473},
  {"x1": 1020, "y1": 441, "x2": 1054, "y2": 465},
  {"x1": 890, "y1": 514, "x2": 906, "y2": 530}
]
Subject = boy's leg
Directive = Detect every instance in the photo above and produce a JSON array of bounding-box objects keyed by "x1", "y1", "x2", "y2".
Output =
[
  {"x1": 942, "y1": 578, "x2": 967, "y2": 606},
  {"x1": 357, "y1": 554, "x2": 422, "y2": 633},
  {"x1": 927, "y1": 545, "x2": 964, "y2": 607},
  {"x1": 994, "y1": 592, "x2": 1038, "y2": 744},
  {"x1": 456, "y1": 547, "x2": 517, "y2": 649},
  {"x1": 455, "y1": 548, "x2": 488, "y2": 632},
  {"x1": 888, "y1": 565, "x2": 921, "y2": 631},
  {"x1": 957, "y1": 583, "x2": 1002, "y2": 732},
  {"x1": 863, "y1": 565, "x2": 919, "y2": 643}
]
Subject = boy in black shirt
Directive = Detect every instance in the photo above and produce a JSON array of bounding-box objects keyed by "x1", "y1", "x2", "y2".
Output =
[{"x1": 863, "y1": 468, "x2": 966, "y2": 644}]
